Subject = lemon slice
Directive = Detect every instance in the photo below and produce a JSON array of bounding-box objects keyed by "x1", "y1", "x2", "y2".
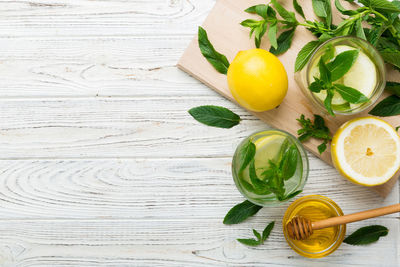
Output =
[
  {"x1": 331, "y1": 117, "x2": 400, "y2": 186},
  {"x1": 252, "y1": 135, "x2": 286, "y2": 177}
]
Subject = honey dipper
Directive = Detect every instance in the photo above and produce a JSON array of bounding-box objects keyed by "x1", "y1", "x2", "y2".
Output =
[{"x1": 287, "y1": 203, "x2": 400, "y2": 240}]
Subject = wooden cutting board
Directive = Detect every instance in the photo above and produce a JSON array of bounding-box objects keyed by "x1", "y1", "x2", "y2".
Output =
[{"x1": 177, "y1": 0, "x2": 400, "y2": 197}]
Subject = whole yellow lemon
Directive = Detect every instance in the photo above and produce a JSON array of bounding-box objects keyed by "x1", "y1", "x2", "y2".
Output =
[{"x1": 227, "y1": 49, "x2": 288, "y2": 112}]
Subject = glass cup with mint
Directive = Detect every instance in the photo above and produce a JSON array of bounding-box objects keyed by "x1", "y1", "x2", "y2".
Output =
[
  {"x1": 295, "y1": 36, "x2": 386, "y2": 115},
  {"x1": 232, "y1": 130, "x2": 309, "y2": 206}
]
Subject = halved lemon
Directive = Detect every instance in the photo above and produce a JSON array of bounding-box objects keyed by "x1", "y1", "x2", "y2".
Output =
[{"x1": 331, "y1": 117, "x2": 400, "y2": 186}]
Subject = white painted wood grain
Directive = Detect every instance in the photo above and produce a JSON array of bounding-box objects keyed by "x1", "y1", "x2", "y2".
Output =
[
  {"x1": 0, "y1": 159, "x2": 396, "y2": 220},
  {"x1": 0, "y1": 0, "x2": 397, "y2": 265}
]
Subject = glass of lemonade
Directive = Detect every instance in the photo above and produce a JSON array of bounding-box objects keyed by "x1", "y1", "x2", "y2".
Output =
[
  {"x1": 232, "y1": 130, "x2": 309, "y2": 206},
  {"x1": 295, "y1": 36, "x2": 386, "y2": 115}
]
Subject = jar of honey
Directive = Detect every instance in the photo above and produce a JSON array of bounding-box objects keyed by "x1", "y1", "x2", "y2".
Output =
[{"x1": 282, "y1": 195, "x2": 346, "y2": 258}]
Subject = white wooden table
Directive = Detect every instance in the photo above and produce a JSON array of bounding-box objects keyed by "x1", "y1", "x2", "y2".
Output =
[{"x1": 0, "y1": 0, "x2": 398, "y2": 266}]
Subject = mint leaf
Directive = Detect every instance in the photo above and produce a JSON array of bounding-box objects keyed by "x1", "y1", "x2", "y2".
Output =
[
  {"x1": 293, "y1": 0, "x2": 305, "y2": 19},
  {"x1": 379, "y1": 48, "x2": 400, "y2": 69},
  {"x1": 245, "y1": 4, "x2": 269, "y2": 19},
  {"x1": 312, "y1": 0, "x2": 332, "y2": 27},
  {"x1": 268, "y1": 21, "x2": 278, "y2": 49},
  {"x1": 223, "y1": 200, "x2": 262, "y2": 225},
  {"x1": 271, "y1": 0, "x2": 297, "y2": 23},
  {"x1": 324, "y1": 89, "x2": 335, "y2": 115},
  {"x1": 270, "y1": 28, "x2": 296, "y2": 55},
  {"x1": 344, "y1": 225, "x2": 388, "y2": 245},
  {"x1": 188, "y1": 105, "x2": 240, "y2": 128},
  {"x1": 319, "y1": 58, "x2": 331, "y2": 84},
  {"x1": 326, "y1": 50, "x2": 359, "y2": 81},
  {"x1": 295, "y1": 41, "x2": 321, "y2": 72},
  {"x1": 309, "y1": 78, "x2": 324, "y2": 93},
  {"x1": 253, "y1": 229, "x2": 262, "y2": 241},
  {"x1": 237, "y1": 238, "x2": 260, "y2": 246},
  {"x1": 355, "y1": 19, "x2": 367, "y2": 40},
  {"x1": 359, "y1": 0, "x2": 400, "y2": 13},
  {"x1": 335, "y1": 0, "x2": 358, "y2": 15},
  {"x1": 297, "y1": 114, "x2": 331, "y2": 151},
  {"x1": 369, "y1": 95, "x2": 400, "y2": 116},
  {"x1": 279, "y1": 190, "x2": 302, "y2": 201},
  {"x1": 262, "y1": 221, "x2": 275, "y2": 241},
  {"x1": 280, "y1": 145, "x2": 299, "y2": 180},
  {"x1": 198, "y1": 27, "x2": 230, "y2": 74},
  {"x1": 386, "y1": 81, "x2": 400, "y2": 96},
  {"x1": 238, "y1": 140, "x2": 256, "y2": 172},
  {"x1": 318, "y1": 140, "x2": 328, "y2": 154},
  {"x1": 249, "y1": 160, "x2": 271, "y2": 193},
  {"x1": 396, "y1": 126, "x2": 400, "y2": 131},
  {"x1": 333, "y1": 84, "x2": 369, "y2": 104}
]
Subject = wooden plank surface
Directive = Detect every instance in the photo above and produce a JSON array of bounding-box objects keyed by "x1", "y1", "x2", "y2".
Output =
[
  {"x1": 177, "y1": 0, "x2": 400, "y2": 197},
  {"x1": 0, "y1": 0, "x2": 397, "y2": 266}
]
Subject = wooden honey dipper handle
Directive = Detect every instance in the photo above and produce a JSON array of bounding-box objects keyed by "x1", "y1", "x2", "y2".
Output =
[{"x1": 312, "y1": 203, "x2": 400, "y2": 230}]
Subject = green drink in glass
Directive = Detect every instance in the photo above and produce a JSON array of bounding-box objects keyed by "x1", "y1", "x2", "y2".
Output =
[{"x1": 232, "y1": 130, "x2": 309, "y2": 206}]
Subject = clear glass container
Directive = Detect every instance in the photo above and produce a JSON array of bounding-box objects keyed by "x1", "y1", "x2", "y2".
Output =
[
  {"x1": 295, "y1": 36, "x2": 386, "y2": 115},
  {"x1": 232, "y1": 129, "x2": 309, "y2": 206},
  {"x1": 282, "y1": 195, "x2": 346, "y2": 258}
]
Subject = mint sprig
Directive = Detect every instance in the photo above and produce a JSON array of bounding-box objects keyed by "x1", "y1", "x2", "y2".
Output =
[
  {"x1": 308, "y1": 49, "x2": 368, "y2": 115},
  {"x1": 297, "y1": 114, "x2": 331, "y2": 154},
  {"x1": 241, "y1": 138, "x2": 302, "y2": 201},
  {"x1": 241, "y1": 0, "x2": 400, "y2": 73},
  {"x1": 237, "y1": 221, "x2": 275, "y2": 247}
]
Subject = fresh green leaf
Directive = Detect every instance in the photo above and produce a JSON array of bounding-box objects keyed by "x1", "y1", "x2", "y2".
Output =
[
  {"x1": 369, "y1": 95, "x2": 400, "y2": 117},
  {"x1": 386, "y1": 81, "x2": 400, "y2": 96},
  {"x1": 295, "y1": 41, "x2": 321, "y2": 72},
  {"x1": 317, "y1": 140, "x2": 328, "y2": 154},
  {"x1": 255, "y1": 22, "x2": 269, "y2": 48},
  {"x1": 379, "y1": 48, "x2": 400, "y2": 69},
  {"x1": 249, "y1": 160, "x2": 270, "y2": 192},
  {"x1": 238, "y1": 140, "x2": 256, "y2": 172},
  {"x1": 318, "y1": 58, "x2": 331, "y2": 84},
  {"x1": 355, "y1": 19, "x2": 367, "y2": 40},
  {"x1": 223, "y1": 200, "x2": 263, "y2": 225},
  {"x1": 268, "y1": 21, "x2": 278, "y2": 49},
  {"x1": 276, "y1": 138, "x2": 290, "y2": 163},
  {"x1": 335, "y1": 0, "x2": 358, "y2": 15},
  {"x1": 188, "y1": 105, "x2": 240, "y2": 128},
  {"x1": 198, "y1": 27, "x2": 230, "y2": 74},
  {"x1": 324, "y1": 89, "x2": 335, "y2": 115},
  {"x1": 271, "y1": 0, "x2": 297, "y2": 23},
  {"x1": 253, "y1": 229, "x2": 262, "y2": 241},
  {"x1": 293, "y1": 0, "x2": 306, "y2": 19},
  {"x1": 270, "y1": 28, "x2": 296, "y2": 55},
  {"x1": 262, "y1": 221, "x2": 275, "y2": 241},
  {"x1": 237, "y1": 238, "x2": 260, "y2": 246},
  {"x1": 326, "y1": 50, "x2": 359, "y2": 81},
  {"x1": 396, "y1": 126, "x2": 400, "y2": 131},
  {"x1": 309, "y1": 78, "x2": 324, "y2": 93},
  {"x1": 312, "y1": 0, "x2": 332, "y2": 27},
  {"x1": 280, "y1": 145, "x2": 299, "y2": 180},
  {"x1": 333, "y1": 84, "x2": 369, "y2": 104},
  {"x1": 245, "y1": 4, "x2": 269, "y2": 20},
  {"x1": 297, "y1": 114, "x2": 332, "y2": 150},
  {"x1": 279, "y1": 190, "x2": 302, "y2": 201},
  {"x1": 240, "y1": 19, "x2": 261, "y2": 29},
  {"x1": 344, "y1": 225, "x2": 388, "y2": 245},
  {"x1": 321, "y1": 44, "x2": 335, "y2": 62},
  {"x1": 359, "y1": 0, "x2": 400, "y2": 13}
]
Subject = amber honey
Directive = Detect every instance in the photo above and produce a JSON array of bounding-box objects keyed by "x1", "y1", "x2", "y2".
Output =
[{"x1": 282, "y1": 195, "x2": 346, "y2": 258}]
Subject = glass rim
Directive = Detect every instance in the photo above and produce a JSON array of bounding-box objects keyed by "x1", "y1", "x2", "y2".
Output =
[
  {"x1": 282, "y1": 194, "x2": 346, "y2": 258},
  {"x1": 232, "y1": 129, "x2": 309, "y2": 207},
  {"x1": 305, "y1": 36, "x2": 386, "y2": 115}
]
